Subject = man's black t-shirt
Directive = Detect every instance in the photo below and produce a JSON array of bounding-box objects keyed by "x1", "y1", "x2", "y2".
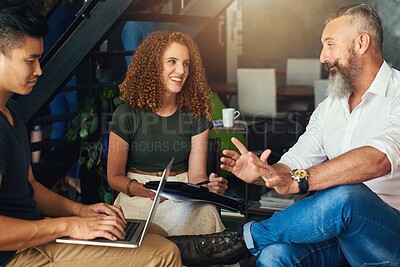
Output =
[{"x1": 0, "y1": 99, "x2": 42, "y2": 266}]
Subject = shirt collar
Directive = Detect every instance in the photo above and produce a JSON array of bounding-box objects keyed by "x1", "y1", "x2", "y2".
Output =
[{"x1": 363, "y1": 60, "x2": 392, "y2": 99}]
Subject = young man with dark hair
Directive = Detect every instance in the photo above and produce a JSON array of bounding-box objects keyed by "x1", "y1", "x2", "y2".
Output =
[{"x1": 0, "y1": 1, "x2": 180, "y2": 266}]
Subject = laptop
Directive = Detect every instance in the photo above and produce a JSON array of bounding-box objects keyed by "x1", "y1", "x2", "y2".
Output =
[{"x1": 56, "y1": 157, "x2": 173, "y2": 248}]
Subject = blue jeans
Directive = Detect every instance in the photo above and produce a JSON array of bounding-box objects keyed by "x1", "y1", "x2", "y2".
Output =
[{"x1": 243, "y1": 184, "x2": 400, "y2": 266}]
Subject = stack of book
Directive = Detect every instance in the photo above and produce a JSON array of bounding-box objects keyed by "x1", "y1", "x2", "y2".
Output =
[{"x1": 259, "y1": 190, "x2": 308, "y2": 211}]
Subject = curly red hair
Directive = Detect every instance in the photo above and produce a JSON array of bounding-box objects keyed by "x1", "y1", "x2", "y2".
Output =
[{"x1": 119, "y1": 31, "x2": 213, "y2": 121}]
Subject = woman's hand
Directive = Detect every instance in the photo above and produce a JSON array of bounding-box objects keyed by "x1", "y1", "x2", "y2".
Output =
[
  {"x1": 206, "y1": 173, "x2": 228, "y2": 194},
  {"x1": 131, "y1": 182, "x2": 168, "y2": 202},
  {"x1": 148, "y1": 191, "x2": 168, "y2": 203}
]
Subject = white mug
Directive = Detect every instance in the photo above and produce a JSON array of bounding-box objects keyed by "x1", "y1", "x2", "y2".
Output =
[{"x1": 222, "y1": 108, "x2": 240, "y2": 127}]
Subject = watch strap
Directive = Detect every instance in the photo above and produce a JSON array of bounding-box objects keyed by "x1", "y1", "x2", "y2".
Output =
[{"x1": 298, "y1": 177, "x2": 309, "y2": 194}]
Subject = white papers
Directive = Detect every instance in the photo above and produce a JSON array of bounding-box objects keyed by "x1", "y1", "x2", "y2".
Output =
[{"x1": 159, "y1": 192, "x2": 205, "y2": 202}]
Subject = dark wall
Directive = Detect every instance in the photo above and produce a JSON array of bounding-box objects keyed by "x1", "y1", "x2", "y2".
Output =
[
  {"x1": 373, "y1": 1, "x2": 400, "y2": 69},
  {"x1": 240, "y1": 0, "x2": 400, "y2": 70}
]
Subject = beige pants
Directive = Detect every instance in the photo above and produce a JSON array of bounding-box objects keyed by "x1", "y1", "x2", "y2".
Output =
[{"x1": 6, "y1": 223, "x2": 182, "y2": 267}]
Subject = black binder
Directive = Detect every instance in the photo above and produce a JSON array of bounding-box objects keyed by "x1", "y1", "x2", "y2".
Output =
[{"x1": 145, "y1": 181, "x2": 245, "y2": 213}]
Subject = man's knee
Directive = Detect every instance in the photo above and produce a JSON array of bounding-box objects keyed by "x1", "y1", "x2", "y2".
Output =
[
  {"x1": 163, "y1": 238, "x2": 181, "y2": 265},
  {"x1": 140, "y1": 234, "x2": 182, "y2": 266},
  {"x1": 257, "y1": 241, "x2": 344, "y2": 267},
  {"x1": 148, "y1": 222, "x2": 168, "y2": 237},
  {"x1": 318, "y1": 184, "x2": 377, "y2": 211},
  {"x1": 257, "y1": 243, "x2": 295, "y2": 267}
]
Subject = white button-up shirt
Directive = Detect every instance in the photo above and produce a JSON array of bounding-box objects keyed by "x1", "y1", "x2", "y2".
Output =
[{"x1": 279, "y1": 61, "x2": 400, "y2": 210}]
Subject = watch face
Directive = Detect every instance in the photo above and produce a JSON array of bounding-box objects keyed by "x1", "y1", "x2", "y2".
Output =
[{"x1": 294, "y1": 169, "x2": 308, "y2": 178}]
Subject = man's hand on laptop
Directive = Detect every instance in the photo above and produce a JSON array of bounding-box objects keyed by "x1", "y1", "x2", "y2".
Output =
[
  {"x1": 65, "y1": 214, "x2": 127, "y2": 241},
  {"x1": 78, "y1": 203, "x2": 126, "y2": 221},
  {"x1": 65, "y1": 203, "x2": 128, "y2": 240}
]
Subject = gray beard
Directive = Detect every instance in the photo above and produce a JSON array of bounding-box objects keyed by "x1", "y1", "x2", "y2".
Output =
[
  {"x1": 327, "y1": 72, "x2": 354, "y2": 98},
  {"x1": 326, "y1": 51, "x2": 361, "y2": 98}
]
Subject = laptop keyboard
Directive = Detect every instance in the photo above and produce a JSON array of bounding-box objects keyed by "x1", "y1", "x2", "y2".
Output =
[{"x1": 124, "y1": 221, "x2": 140, "y2": 241}]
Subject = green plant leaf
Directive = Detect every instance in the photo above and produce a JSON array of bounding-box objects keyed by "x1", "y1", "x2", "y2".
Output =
[
  {"x1": 86, "y1": 159, "x2": 94, "y2": 169},
  {"x1": 113, "y1": 96, "x2": 123, "y2": 107},
  {"x1": 79, "y1": 112, "x2": 99, "y2": 137},
  {"x1": 90, "y1": 148, "x2": 99, "y2": 162},
  {"x1": 66, "y1": 95, "x2": 114, "y2": 174},
  {"x1": 87, "y1": 117, "x2": 99, "y2": 136},
  {"x1": 65, "y1": 127, "x2": 79, "y2": 142},
  {"x1": 78, "y1": 156, "x2": 86, "y2": 166},
  {"x1": 79, "y1": 128, "x2": 89, "y2": 139},
  {"x1": 100, "y1": 87, "x2": 115, "y2": 100}
]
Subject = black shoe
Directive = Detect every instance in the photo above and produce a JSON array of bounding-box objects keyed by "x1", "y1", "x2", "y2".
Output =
[{"x1": 168, "y1": 228, "x2": 249, "y2": 266}]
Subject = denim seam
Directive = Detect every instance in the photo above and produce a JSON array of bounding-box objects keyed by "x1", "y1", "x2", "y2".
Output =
[
  {"x1": 292, "y1": 214, "x2": 400, "y2": 266},
  {"x1": 361, "y1": 261, "x2": 400, "y2": 266},
  {"x1": 296, "y1": 213, "x2": 400, "y2": 244},
  {"x1": 291, "y1": 218, "x2": 343, "y2": 244},
  {"x1": 350, "y1": 214, "x2": 400, "y2": 238},
  {"x1": 294, "y1": 239, "x2": 339, "y2": 266}
]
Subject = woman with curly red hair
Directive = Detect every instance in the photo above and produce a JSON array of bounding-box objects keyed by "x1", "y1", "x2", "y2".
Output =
[{"x1": 107, "y1": 31, "x2": 228, "y2": 235}]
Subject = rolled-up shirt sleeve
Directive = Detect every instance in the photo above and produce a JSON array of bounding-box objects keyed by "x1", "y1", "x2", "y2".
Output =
[{"x1": 366, "y1": 94, "x2": 400, "y2": 177}]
